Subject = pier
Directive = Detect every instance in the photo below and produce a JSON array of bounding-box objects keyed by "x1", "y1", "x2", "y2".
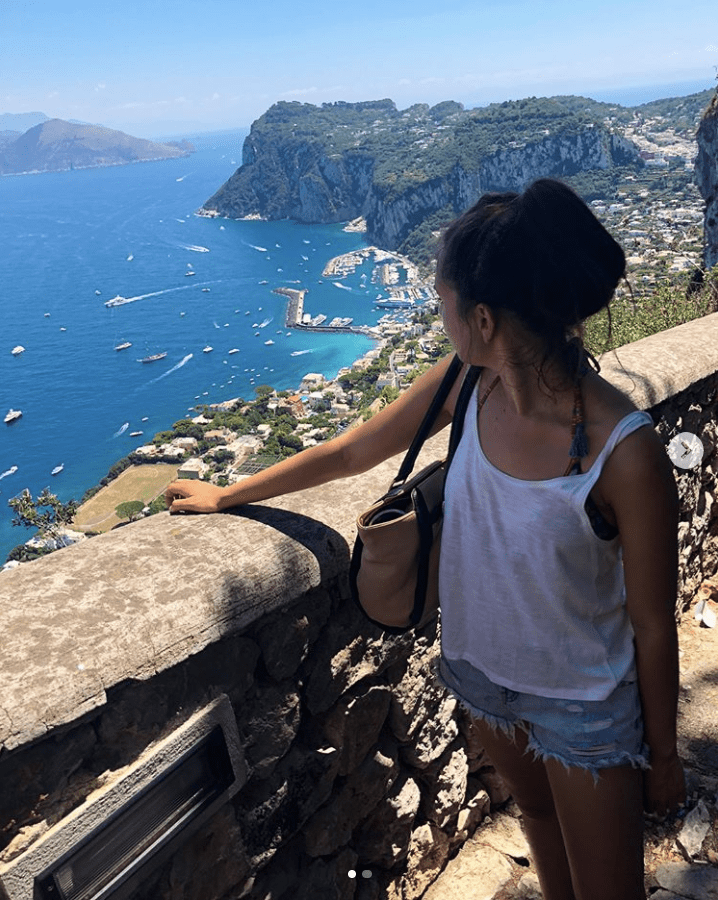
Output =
[
  {"x1": 272, "y1": 286, "x2": 379, "y2": 337},
  {"x1": 273, "y1": 286, "x2": 305, "y2": 327}
]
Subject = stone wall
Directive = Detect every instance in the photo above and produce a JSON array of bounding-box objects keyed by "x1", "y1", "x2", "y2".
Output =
[{"x1": 1, "y1": 315, "x2": 718, "y2": 900}]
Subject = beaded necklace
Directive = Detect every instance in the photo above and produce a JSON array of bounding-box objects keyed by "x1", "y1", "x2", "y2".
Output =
[{"x1": 476, "y1": 346, "x2": 600, "y2": 477}]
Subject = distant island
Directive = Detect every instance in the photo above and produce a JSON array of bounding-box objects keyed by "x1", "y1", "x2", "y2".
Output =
[{"x1": 0, "y1": 116, "x2": 194, "y2": 175}]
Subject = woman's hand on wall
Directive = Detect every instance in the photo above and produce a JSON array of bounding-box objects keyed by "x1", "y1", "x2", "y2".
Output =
[{"x1": 166, "y1": 480, "x2": 226, "y2": 514}]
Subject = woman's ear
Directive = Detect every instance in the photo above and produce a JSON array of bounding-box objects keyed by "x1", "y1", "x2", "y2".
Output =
[{"x1": 471, "y1": 303, "x2": 496, "y2": 344}]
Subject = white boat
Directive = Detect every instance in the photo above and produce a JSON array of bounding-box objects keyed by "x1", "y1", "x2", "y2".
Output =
[
  {"x1": 228, "y1": 348, "x2": 240, "y2": 354},
  {"x1": 105, "y1": 295, "x2": 132, "y2": 307},
  {"x1": 4, "y1": 409, "x2": 23, "y2": 424},
  {"x1": 203, "y1": 346, "x2": 213, "y2": 353},
  {"x1": 11, "y1": 345, "x2": 25, "y2": 356},
  {"x1": 129, "y1": 431, "x2": 143, "y2": 437},
  {"x1": 264, "y1": 339, "x2": 274, "y2": 345},
  {"x1": 114, "y1": 341, "x2": 132, "y2": 351},
  {"x1": 185, "y1": 271, "x2": 196, "y2": 277},
  {"x1": 51, "y1": 464, "x2": 64, "y2": 476}
]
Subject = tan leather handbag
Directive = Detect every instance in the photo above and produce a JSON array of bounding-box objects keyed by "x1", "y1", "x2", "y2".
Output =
[{"x1": 349, "y1": 356, "x2": 481, "y2": 632}]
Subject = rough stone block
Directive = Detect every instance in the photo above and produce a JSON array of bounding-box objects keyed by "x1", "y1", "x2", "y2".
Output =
[
  {"x1": 398, "y1": 691, "x2": 458, "y2": 769},
  {"x1": 450, "y1": 783, "x2": 491, "y2": 851},
  {"x1": 294, "y1": 848, "x2": 359, "y2": 900},
  {"x1": 240, "y1": 681, "x2": 301, "y2": 779},
  {"x1": 655, "y1": 860, "x2": 718, "y2": 898},
  {"x1": 478, "y1": 767, "x2": 512, "y2": 808},
  {"x1": 239, "y1": 743, "x2": 341, "y2": 867},
  {"x1": 472, "y1": 810, "x2": 530, "y2": 861},
  {"x1": 352, "y1": 773, "x2": 421, "y2": 866},
  {"x1": 304, "y1": 619, "x2": 410, "y2": 715},
  {"x1": 418, "y1": 743, "x2": 468, "y2": 828},
  {"x1": 313, "y1": 683, "x2": 392, "y2": 777},
  {"x1": 303, "y1": 738, "x2": 399, "y2": 857},
  {"x1": 401, "y1": 823, "x2": 451, "y2": 900},
  {"x1": 676, "y1": 799, "x2": 711, "y2": 858},
  {"x1": 0, "y1": 723, "x2": 97, "y2": 854},
  {"x1": 388, "y1": 645, "x2": 441, "y2": 743},
  {"x1": 421, "y1": 840, "x2": 513, "y2": 900},
  {"x1": 252, "y1": 589, "x2": 331, "y2": 682}
]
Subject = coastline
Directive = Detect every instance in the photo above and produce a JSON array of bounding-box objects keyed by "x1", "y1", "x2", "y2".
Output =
[{"x1": 2, "y1": 237, "x2": 439, "y2": 564}]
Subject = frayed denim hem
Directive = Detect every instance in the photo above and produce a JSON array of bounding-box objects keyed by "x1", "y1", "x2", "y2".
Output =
[
  {"x1": 432, "y1": 655, "x2": 518, "y2": 740},
  {"x1": 525, "y1": 735, "x2": 652, "y2": 785}
]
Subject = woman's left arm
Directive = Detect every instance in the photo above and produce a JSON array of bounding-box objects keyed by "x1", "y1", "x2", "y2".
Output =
[{"x1": 603, "y1": 423, "x2": 686, "y2": 816}]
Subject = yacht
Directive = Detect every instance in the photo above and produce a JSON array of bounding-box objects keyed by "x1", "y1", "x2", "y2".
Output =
[
  {"x1": 140, "y1": 352, "x2": 167, "y2": 363},
  {"x1": 114, "y1": 341, "x2": 132, "y2": 351},
  {"x1": 105, "y1": 295, "x2": 132, "y2": 308},
  {"x1": 203, "y1": 346, "x2": 213, "y2": 353},
  {"x1": 11, "y1": 346, "x2": 25, "y2": 356},
  {"x1": 264, "y1": 339, "x2": 275, "y2": 345},
  {"x1": 51, "y1": 464, "x2": 64, "y2": 476},
  {"x1": 4, "y1": 409, "x2": 22, "y2": 424}
]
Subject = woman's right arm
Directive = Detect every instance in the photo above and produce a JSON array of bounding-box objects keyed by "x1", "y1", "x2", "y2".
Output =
[{"x1": 166, "y1": 353, "x2": 464, "y2": 514}]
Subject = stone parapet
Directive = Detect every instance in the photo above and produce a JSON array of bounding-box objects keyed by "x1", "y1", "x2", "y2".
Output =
[{"x1": 1, "y1": 316, "x2": 717, "y2": 899}]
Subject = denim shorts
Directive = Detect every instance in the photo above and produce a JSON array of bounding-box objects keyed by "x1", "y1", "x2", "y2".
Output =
[{"x1": 437, "y1": 655, "x2": 650, "y2": 776}]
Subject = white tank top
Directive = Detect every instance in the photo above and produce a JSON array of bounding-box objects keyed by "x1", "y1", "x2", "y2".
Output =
[{"x1": 439, "y1": 372, "x2": 655, "y2": 701}]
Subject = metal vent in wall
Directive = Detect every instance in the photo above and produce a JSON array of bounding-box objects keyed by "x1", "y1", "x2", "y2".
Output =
[{"x1": 0, "y1": 695, "x2": 246, "y2": 900}]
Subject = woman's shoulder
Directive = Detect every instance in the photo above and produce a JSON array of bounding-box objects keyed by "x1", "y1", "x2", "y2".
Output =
[{"x1": 585, "y1": 367, "x2": 643, "y2": 429}]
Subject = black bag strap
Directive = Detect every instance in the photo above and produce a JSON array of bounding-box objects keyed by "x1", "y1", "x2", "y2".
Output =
[
  {"x1": 391, "y1": 354, "x2": 462, "y2": 488},
  {"x1": 446, "y1": 363, "x2": 482, "y2": 469},
  {"x1": 390, "y1": 355, "x2": 481, "y2": 491}
]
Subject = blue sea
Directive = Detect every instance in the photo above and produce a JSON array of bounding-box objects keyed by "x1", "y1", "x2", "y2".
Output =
[{"x1": 0, "y1": 131, "x2": 383, "y2": 560}]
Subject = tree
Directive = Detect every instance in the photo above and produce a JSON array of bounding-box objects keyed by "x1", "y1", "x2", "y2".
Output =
[
  {"x1": 115, "y1": 500, "x2": 146, "y2": 522},
  {"x1": 9, "y1": 488, "x2": 79, "y2": 538}
]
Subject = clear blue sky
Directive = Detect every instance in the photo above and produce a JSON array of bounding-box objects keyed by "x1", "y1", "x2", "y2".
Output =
[{"x1": 1, "y1": 0, "x2": 716, "y2": 137}]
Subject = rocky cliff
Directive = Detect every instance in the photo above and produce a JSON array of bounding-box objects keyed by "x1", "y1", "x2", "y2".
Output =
[
  {"x1": 0, "y1": 118, "x2": 193, "y2": 175},
  {"x1": 696, "y1": 89, "x2": 718, "y2": 270},
  {"x1": 202, "y1": 98, "x2": 644, "y2": 256}
]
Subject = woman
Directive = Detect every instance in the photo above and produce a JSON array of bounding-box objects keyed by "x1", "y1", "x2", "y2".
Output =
[{"x1": 166, "y1": 178, "x2": 685, "y2": 900}]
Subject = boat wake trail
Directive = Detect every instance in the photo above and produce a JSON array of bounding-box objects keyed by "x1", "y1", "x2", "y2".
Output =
[
  {"x1": 106, "y1": 282, "x2": 219, "y2": 308},
  {"x1": 243, "y1": 242, "x2": 268, "y2": 253},
  {"x1": 0, "y1": 465, "x2": 18, "y2": 481},
  {"x1": 333, "y1": 282, "x2": 352, "y2": 291},
  {"x1": 147, "y1": 353, "x2": 194, "y2": 385}
]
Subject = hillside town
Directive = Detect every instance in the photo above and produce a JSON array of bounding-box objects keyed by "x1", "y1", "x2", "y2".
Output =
[{"x1": 589, "y1": 108, "x2": 705, "y2": 286}]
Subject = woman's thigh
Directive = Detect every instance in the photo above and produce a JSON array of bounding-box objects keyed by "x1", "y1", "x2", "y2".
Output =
[
  {"x1": 545, "y1": 759, "x2": 645, "y2": 900},
  {"x1": 468, "y1": 716, "x2": 556, "y2": 819}
]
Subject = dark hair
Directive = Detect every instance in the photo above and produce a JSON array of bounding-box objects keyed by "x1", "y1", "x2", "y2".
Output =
[{"x1": 437, "y1": 178, "x2": 625, "y2": 391}]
